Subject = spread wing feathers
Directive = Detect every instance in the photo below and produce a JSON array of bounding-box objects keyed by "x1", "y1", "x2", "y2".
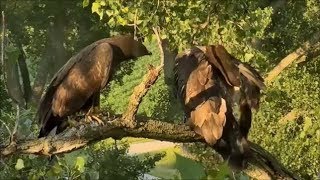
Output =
[
  {"x1": 205, "y1": 45, "x2": 241, "y2": 87},
  {"x1": 174, "y1": 47, "x2": 228, "y2": 145},
  {"x1": 37, "y1": 42, "x2": 113, "y2": 134},
  {"x1": 238, "y1": 63, "x2": 266, "y2": 90},
  {"x1": 204, "y1": 45, "x2": 265, "y2": 109}
]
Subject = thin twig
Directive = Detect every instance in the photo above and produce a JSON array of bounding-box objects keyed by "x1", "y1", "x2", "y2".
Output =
[
  {"x1": 0, "y1": 119, "x2": 12, "y2": 139},
  {"x1": 152, "y1": 26, "x2": 164, "y2": 67},
  {"x1": 133, "y1": 9, "x2": 137, "y2": 40},
  {"x1": 11, "y1": 104, "x2": 20, "y2": 142},
  {"x1": 1, "y1": 11, "x2": 5, "y2": 80}
]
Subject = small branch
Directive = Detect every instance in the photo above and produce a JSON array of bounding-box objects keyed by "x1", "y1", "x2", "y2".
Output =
[
  {"x1": 122, "y1": 27, "x2": 164, "y2": 127},
  {"x1": 265, "y1": 32, "x2": 320, "y2": 83},
  {"x1": 11, "y1": 104, "x2": 19, "y2": 142},
  {"x1": 0, "y1": 119, "x2": 12, "y2": 138},
  {"x1": 278, "y1": 109, "x2": 300, "y2": 124},
  {"x1": 1, "y1": 11, "x2": 5, "y2": 80},
  {"x1": 121, "y1": 66, "x2": 163, "y2": 127}
]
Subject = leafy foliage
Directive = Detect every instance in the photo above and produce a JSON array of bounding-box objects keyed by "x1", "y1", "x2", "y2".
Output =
[
  {"x1": 0, "y1": 142, "x2": 162, "y2": 180},
  {"x1": 87, "y1": 143, "x2": 163, "y2": 180}
]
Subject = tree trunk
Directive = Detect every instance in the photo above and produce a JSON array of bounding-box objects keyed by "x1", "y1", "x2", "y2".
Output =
[
  {"x1": 17, "y1": 43, "x2": 32, "y2": 108},
  {"x1": 32, "y1": 0, "x2": 67, "y2": 103}
]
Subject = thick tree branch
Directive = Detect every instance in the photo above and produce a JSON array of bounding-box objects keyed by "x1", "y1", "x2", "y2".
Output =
[
  {"x1": 0, "y1": 117, "x2": 298, "y2": 179},
  {"x1": 1, "y1": 118, "x2": 199, "y2": 156}
]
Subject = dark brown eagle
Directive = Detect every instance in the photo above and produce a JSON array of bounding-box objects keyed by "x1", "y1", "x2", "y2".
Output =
[
  {"x1": 37, "y1": 35, "x2": 150, "y2": 137},
  {"x1": 174, "y1": 45, "x2": 265, "y2": 168}
]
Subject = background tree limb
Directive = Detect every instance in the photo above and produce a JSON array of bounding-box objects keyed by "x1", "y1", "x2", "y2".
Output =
[{"x1": 265, "y1": 32, "x2": 320, "y2": 83}]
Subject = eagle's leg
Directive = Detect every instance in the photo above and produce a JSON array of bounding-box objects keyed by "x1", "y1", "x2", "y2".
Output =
[{"x1": 84, "y1": 92, "x2": 104, "y2": 125}]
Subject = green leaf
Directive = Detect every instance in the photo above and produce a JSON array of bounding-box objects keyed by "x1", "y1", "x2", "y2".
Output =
[
  {"x1": 121, "y1": 7, "x2": 129, "y2": 13},
  {"x1": 52, "y1": 163, "x2": 63, "y2": 174},
  {"x1": 304, "y1": 117, "x2": 312, "y2": 131},
  {"x1": 106, "y1": 10, "x2": 114, "y2": 16},
  {"x1": 15, "y1": 159, "x2": 24, "y2": 170},
  {"x1": 161, "y1": 34, "x2": 167, "y2": 39},
  {"x1": 117, "y1": 16, "x2": 128, "y2": 26},
  {"x1": 75, "y1": 156, "x2": 86, "y2": 173},
  {"x1": 207, "y1": 162, "x2": 231, "y2": 179},
  {"x1": 92, "y1": 2, "x2": 104, "y2": 19},
  {"x1": 100, "y1": 0, "x2": 106, "y2": 6},
  {"x1": 136, "y1": 20, "x2": 143, "y2": 25},
  {"x1": 82, "y1": 0, "x2": 89, "y2": 8},
  {"x1": 244, "y1": 53, "x2": 254, "y2": 61},
  {"x1": 91, "y1": 2, "x2": 101, "y2": 13}
]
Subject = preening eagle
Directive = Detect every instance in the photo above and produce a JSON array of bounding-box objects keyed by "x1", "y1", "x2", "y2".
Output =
[
  {"x1": 37, "y1": 35, "x2": 150, "y2": 137},
  {"x1": 174, "y1": 45, "x2": 265, "y2": 168}
]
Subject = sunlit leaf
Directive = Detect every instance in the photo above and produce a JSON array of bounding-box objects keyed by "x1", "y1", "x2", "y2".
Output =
[
  {"x1": 244, "y1": 53, "x2": 254, "y2": 61},
  {"x1": 75, "y1": 156, "x2": 86, "y2": 173},
  {"x1": 121, "y1": 7, "x2": 129, "y2": 13},
  {"x1": 91, "y1": 2, "x2": 101, "y2": 13},
  {"x1": 82, "y1": 0, "x2": 89, "y2": 8},
  {"x1": 15, "y1": 159, "x2": 24, "y2": 170},
  {"x1": 52, "y1": 163, "x2": 62, "y2": 174}
]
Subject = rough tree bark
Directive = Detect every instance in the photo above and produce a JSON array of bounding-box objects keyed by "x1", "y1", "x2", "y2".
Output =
[{"x1": 0, "y1": 116, "x2": 298, "y2": 179}]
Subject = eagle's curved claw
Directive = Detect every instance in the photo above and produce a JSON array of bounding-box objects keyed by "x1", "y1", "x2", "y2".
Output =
[{"x1": 85, "y1": 114, "x2": 105, "y2": 125}]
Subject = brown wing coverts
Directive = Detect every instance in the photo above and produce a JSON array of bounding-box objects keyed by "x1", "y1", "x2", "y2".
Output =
[
  {"x1": 174, "y1": 48, "x2": 228, "y2": 145},
  {"x1": 205, "y1": 45, "x2": 241, "y2": 87},
  {"x1": 174, "y1": 45, "x2": 265, "y2": 167},
  {"x1": 37, "y1": 35, "x2": 150, "y2": 137}
]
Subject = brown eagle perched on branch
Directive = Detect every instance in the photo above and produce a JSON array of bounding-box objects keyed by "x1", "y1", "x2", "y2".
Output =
[
  {"x1": 174, "y1": 45, "x2": 265, "y2": 168},
  {"x1": 37, "y1": 35, "x2": 151, "y2": 137}
]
